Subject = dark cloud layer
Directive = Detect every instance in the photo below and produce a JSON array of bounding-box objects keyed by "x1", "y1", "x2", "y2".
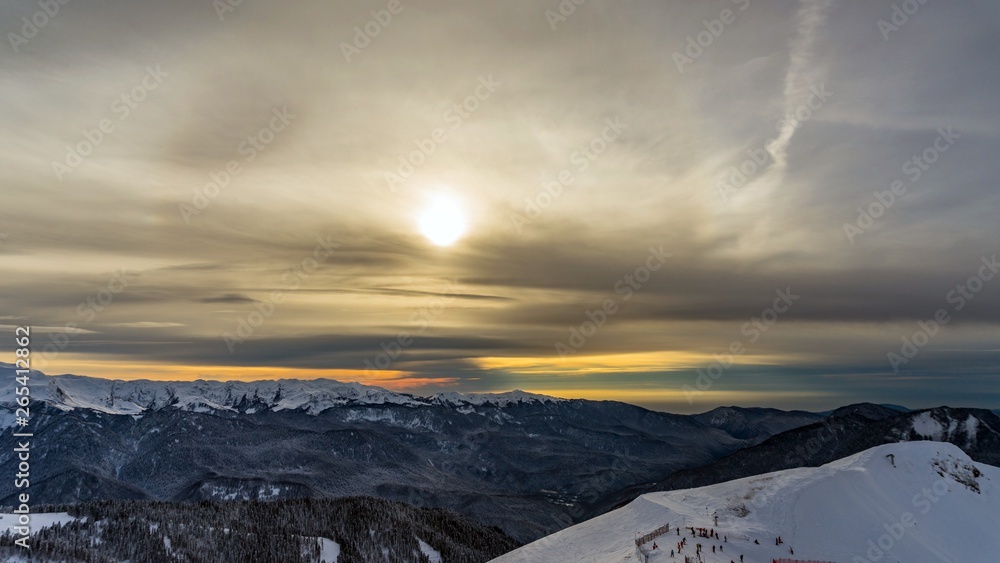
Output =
[{"x1": 1, "y1": 0, "x2": 998, "y2": 412}]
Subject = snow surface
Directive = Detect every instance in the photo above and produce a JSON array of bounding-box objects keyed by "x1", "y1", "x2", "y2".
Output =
[
  {"x1": 493, "y1": 441, "x2": 1000, "y2": 563},
  {"x1": 417, "y1": 538, "x2": 443, "y2": 563},
  {"x1": 0, "y1": 512, "x2": 76, "y2": 536},
  {"x1": 911, "y1": 411, "x2": 945, "y2": 439},
  {"x1": 965, "y1": 415, "x2": 979, "y2": 442},
  {"x1": 0, "y1": 363, "x2": 563, "y2": 423},
  {"x1": 318, "y1": 537, "x2": 340, "y2": 563}
]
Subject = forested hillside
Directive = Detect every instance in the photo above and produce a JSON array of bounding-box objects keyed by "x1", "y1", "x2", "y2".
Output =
[{"x1": 0, "y1": 497, "x2": 518, "y2": 563}]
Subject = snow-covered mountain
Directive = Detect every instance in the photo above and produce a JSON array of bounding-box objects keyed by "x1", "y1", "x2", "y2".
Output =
[
  {"x1": 0, "y1": 364, "x2": 742, "y2": 543},
  {"x1": 6, "y1": 363, "x2": 993, "y2": 549},
  {"x1": 495, "y1": 441, "x2": 1000, "y2": 563},
  {"x1": 0, "y1": 363, "x2": 561, "y2": 421},
  {"x1": 581, "y1": 404, "x2": 1000, "y2": 521},
  {"x1": 430, "y1": 390, "x2": 564, "y2": 408}
]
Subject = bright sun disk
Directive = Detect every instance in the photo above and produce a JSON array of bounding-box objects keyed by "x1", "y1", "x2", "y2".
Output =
[{"x1": 419, "y1": 197, "x2": 466, "y2": 246}]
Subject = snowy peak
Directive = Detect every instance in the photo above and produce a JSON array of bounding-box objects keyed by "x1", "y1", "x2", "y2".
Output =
[
  {"x1": 430, "y1": 389, "x2": 564, "y2": 408},
  {"x1": 496, "y1": 441, "x2": 1000, "y2": 563},
  {"x1": 0, "y1": 369, "x2": 424, "y2": 417},
  {"x1": 908, "y1": 408, "x2": 991, "y2": 450},
  {"x1": 0, "y1": 364, "x2": 565, "y2": 419}
]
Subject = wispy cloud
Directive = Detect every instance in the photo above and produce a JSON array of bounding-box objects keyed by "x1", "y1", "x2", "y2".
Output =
[
  {"x1": 765, "y1": 0, "x2": 834, "y2": 172},
  {"x1": 0, "y1": 0, "x2": 998, "y2": 411},
  {"x1": 109, "y1": 322, "x2": 187, "y2": 328}
]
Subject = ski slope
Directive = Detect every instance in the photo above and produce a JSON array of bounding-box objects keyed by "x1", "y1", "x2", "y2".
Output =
[{"x1": 494, "y1": 441, "x2": 999, "y2": 563}]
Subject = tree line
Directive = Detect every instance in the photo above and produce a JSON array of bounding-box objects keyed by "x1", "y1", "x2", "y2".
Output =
[{"x1": 0, "y1": 496, "x2": 519, "y2": 562}]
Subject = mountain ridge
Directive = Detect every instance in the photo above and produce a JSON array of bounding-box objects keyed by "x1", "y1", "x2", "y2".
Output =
[
  {"x1": 494, "y1": 441, "x2": 1000, "y2": 563},
  {"x1": 5, "y1": 364, "x2": 997, "y2": 545},
  {"x1": 0, "y1": 365, "x2": 743, "y2": 542},
  {"x1": 587, "y1": 403, "x2": 1000, "y2": 520},
  {"x1": 0, "y1": 363, "x2": 564, "y2": 421}
]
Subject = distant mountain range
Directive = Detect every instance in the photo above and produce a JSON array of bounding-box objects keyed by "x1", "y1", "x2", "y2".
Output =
[
  {"x1": 692, "y1": 406, "x2": 824, "y2": 445},
  {"x1": 2, "y1": 363, "x2": 997, "y2": 547},
  {"x1": 0, "y1": 365, "x2": 743, "y2": 542},
  {"x1": 0, "y1": 367, "x2": 563, "y2": 416},
  {"x1": 588, "y1": 402, "x2": 1000, "y2": 518}
]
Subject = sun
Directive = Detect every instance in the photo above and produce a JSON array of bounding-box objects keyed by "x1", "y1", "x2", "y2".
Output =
[{"x1": 418, "y1": 196, "x2": 467, "y2": 247}]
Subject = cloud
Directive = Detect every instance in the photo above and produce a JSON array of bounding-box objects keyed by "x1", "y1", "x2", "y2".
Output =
[
  {"x1": 198, "y1": 294, "x2": 258, "y2": 304},
  {"x1": 0, "y1": 325, "x2": 98, "y2": 334},
  {"x1": 764, "y1": 0, "x2": 834, "y2": 172},
  {"x1": 108, "y1": 322, "x2": 187, "y2": 328},
  {"x1": 0, "y1": 0, "x2": 998, "y2": 410}
]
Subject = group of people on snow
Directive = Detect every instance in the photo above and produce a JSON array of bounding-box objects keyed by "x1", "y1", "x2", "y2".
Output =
[{"x1": 649, "y1": 523, "x2": 795, "y2": 562}]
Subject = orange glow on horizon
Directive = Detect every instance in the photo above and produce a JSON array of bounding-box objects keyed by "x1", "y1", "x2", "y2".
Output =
[
  {"x1": 34, "y1": 356, "x2": 454, "y2": 392},
  {"x1": 474, "y1": 350, "x2": 797, "y2": 375}
]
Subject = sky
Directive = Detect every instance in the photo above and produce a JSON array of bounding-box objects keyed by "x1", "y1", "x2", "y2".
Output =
[{"x1": 1, "y1": 0, "x2": 998, "y2": 413}]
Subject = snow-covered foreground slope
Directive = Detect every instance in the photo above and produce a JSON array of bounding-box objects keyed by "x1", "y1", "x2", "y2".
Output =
[{"x1": 494, "y1": 441, "x2": 1000, "y2": 563}]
